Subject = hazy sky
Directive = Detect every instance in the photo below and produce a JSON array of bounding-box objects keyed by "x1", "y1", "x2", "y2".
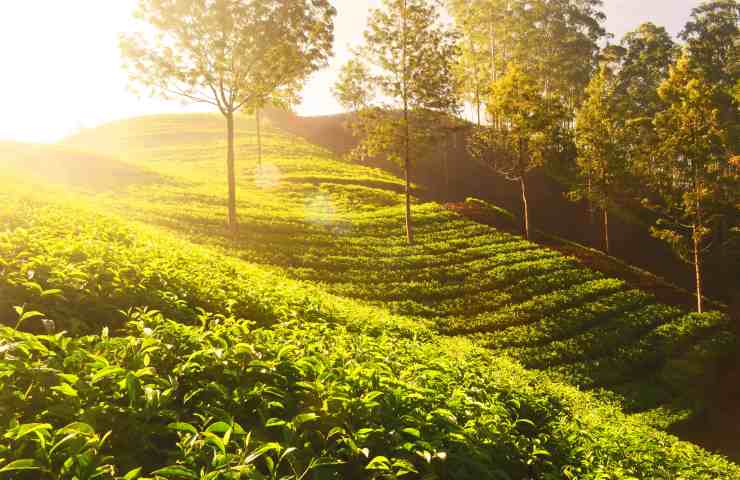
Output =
[{"x1": 0, "y1": 0, "x2": 702, "y2": 143}]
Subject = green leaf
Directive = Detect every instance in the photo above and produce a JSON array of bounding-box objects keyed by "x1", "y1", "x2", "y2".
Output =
[
  {"x1": 401, "y1": 427, "x2": 421, "y2": 439},
  {"x1": 0, "y1": 459, "x2": 42, "y2": 472},
  {"x1": 366, "y1": 456, "x2": 390, "y2": 471},
  {"x1": 293, "y1": 412, "x2": 319, "y2": 427},
  {"x1": 167, "y1": 422, "x2": 197, "y2": 436},
  {"x1": 41, "y1": 288, "x2": 63, "y2": 297},
  {"x1": 265, "y1": 418, "x2": 287, "y2": 428},
  {"x1": 59, "y1": 422, "x2": 95, "y2": 436},
  {"x1": 327, "y1": 426, "x2": 346, "y2": 440},
  {"x1": 532, "y1": 449, "x2": 550, "y2": 457},
  {"x1": 8, "y1": 423, "x2": 52, "y2": 441},
  {"x1": 57, "y1": 373, "x2": 79, "y2": 384},
  {"x1": 91, "y1": 366, "x2": 125, "y2": 384},
  {"x1": 151, "y1": 465, "x2": 198, "y2": 479},
  {"x1": 126, "y1": 372, "x2": 141, "y2": 406},
  {"x1": 203, "y1": 432, "x2": 226, "y2": 454},
  {"x1": 206, "y1": 421, "x2": 231, "y2": 434},
  {"x1": 243, "y1": 442, "x2": 282, "y2": 465},
  {"x1": 362, "y1": 391, "x2": 384, "y2": 403},
  {"x1": 52, "y1": 383, "x2": 79, "y2": 398},
  {"x1": 392, "y1": 458, "x2": 419, "y2": 474},
  {"x1": 123, "y1": 467, "x2": 143, "y2": 480}
]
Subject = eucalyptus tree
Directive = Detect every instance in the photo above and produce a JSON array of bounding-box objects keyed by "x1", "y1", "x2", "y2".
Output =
[
  {"x1": 680, "y1": 1, "x2": 740, "y2": 266},
  {"x1": 681, "y1": 0, "x2": 739, "y2": 98},
  {"x1": 511, "y1": 0, "x2": 606, "y2": 108},
  {"x1": 334, "y1": 0, "x2": 460, "y2": 244},
  {"x1": 614, "y1": 23, "x2": 679, "y2": 182},
  {"x1": 483, "y1": 64, "x2": 569, "y2": 240},
  {"x1": 447, "y1": 0, "x2": 509, "y2": 125},
  {"x1": 573, "y1": 65, "x2": 629, "y2": 254},
  {"x1": 448, "y1": 0, "x2": 606, "y2": 118},
  {"x1": 120, "y1": 0, "x2": 336, "y2": 232},
  {"x1": 649, "y1": 53, "x2": 737, "y2": 313}
]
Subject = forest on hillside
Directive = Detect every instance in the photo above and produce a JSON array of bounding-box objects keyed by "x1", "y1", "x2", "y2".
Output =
[
  {"x1": 121, "y1": 0, "x2": 738, "y2": 314},
  {"x1": 332, "y1": 0, "x2": 739, "y2": 314}
]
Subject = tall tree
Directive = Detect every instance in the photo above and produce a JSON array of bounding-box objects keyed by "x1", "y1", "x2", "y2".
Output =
[
  {"x1": 334, "y1": 0, "x2": 460, "y2": 244},
  {"x1": 649, "y1": 54, "x2": 737, "y2": 313},
  {"x1": 481, "y1": 64, "x2": 568, "y2": 240},
  {"x1": 447, "y1": 0, "x2": 509, "y2": 125},
  {"x1": 448, "y1": 0, "x2": 606, "y2": 122},
  {"x1": 572, "y1": 65, "x2": 628, "y2": 254},
  {"x1": 120, "y1": 0, "x2": 335, "y2": 232},
  {"x1": 681, "y1": 0, "x2": 740, "y2": 261},
  {"x1": 681, "y1": 0, "x2": 739, "y2": 98},
  {"x1": 614, "y1": 23, "x2": 679, "y2": 183},
  {"x1": 618, "y1": 23, "x2": 678, "y2": 119}
]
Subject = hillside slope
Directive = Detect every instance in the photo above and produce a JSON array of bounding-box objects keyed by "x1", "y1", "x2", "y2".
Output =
[
  {"x1": 1, "y1": 170, "x2": 738, "y2": 478},
  {"x1": 62, "y1": 113, "x2": 736, "y2": 418},
  {"x1": 0, "y1": 113, "x2": 735, "y2": 463},
  {"x1": 263, "y1": 109, "x2": 739, "y2": 304}
]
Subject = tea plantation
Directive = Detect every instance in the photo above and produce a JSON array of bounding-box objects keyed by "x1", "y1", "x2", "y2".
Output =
[{"x1": 0, "y1": 113, "x2": 737, "y2": 478}]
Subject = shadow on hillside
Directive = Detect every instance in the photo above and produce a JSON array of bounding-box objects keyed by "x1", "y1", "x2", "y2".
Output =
[{"x1": 263, "y1": 109, "x2": 737, "y2": 305}]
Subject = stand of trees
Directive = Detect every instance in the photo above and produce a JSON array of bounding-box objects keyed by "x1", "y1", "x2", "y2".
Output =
[
  {"x1": 121, "y1": 0, "x2": 738, "y2": 311},
  {"x1": 449, "y1": 0, "x2": 738, "y2": 312},
  {"x1": 120, "y1": 0, "x2": 336, "y2": 233}
]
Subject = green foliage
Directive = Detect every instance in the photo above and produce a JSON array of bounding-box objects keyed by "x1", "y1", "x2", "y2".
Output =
[
  {"x1": 648, "y1": 54, "x2": 738, "y2": 277},
  {"x1": 1, "y1": 294, "x2": 738, "y2": 478},
  {"x1": 334, "y1": 0, "x2": 460, "y2": 242},
  {"x1": 473, "y1": 63, "x2": 570, "y2": 238},
  {"x1": 448, "y1": 0, "x2": 606, "y2": 114},
  {"x1": 120, "y1": 0, "x2": 335, "y2": 116},
  {"x1": 1, "y1": 113, "x2": 738, "y2": 476}
]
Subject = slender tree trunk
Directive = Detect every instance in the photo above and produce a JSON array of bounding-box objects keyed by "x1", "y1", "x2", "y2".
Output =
[
  {"x1": 404, "y1": 137, "x2": 413, "y2": 244},
  {"x1": 603, "y1": 203, "x2": 610, "y2": 255},
  {"x1": 586, "y1": 163, "x2": 595, "y2": 247},
  {"x1": 470, "y1": 36, "x2": 481, "y2": 128},
  {"x1": 226, "y1": 111, "x2": 237, "y2": 233},
  {"x1": 402, "y1": 0, "x2": 413, "y2": 244},
  {"x1": 256, "y1": 107, "x2": 263, "y2": 168},
  {"x1": 476, "y1": 90, "x2": 481, "y2": 127},
  {"x1": 692, "y1": 160, "x2": 704, "y2": 313},
  {"x1": 693, "y1": 223, "x2": 704, "y2": 314},
  {"x1": 520, "y1": 175, "x2": 529, "y2": 241},
  {"x1": 488, "y1": 20, "x2": 496, "y2": 127}
]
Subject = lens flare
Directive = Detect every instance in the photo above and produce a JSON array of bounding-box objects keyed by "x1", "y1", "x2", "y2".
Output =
[{"x1": 254, "y1": 163, "x2": 281, "y2": 189}]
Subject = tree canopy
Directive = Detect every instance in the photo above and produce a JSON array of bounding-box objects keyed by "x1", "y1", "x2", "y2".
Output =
[{"x1": 120, "y1": 0, "x2": 336, "y2": 230}]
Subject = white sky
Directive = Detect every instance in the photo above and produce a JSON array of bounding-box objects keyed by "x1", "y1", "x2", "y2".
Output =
[{"x1": 0, "y1": 0, "x2": 701, "y2": 143}]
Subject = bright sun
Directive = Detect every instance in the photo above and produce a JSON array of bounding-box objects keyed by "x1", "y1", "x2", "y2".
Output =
[{"x1": 0, "y1": 1, "x2": 150, "y2": 142}]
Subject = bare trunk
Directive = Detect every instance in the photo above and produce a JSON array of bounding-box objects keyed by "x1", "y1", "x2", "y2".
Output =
[
  {"x1": 692, "y1": 155, "x2": 703, "y2": 313},
  {"x1": 402, "y1": 0, "x2": 413, "y2": 244},
  {"x1": 404, "y1": 145, "x2": 413, "y2": 244},
  {"x1": 226, "y1": 111, "x2": 237, "y2": 233},
  {"x1": 603, "y1": 204, "x2": 610, "y2": 255},
  {"x1": 256, "y1": 107, "x2": 263, "y2": 168},
  {"x1": 470, "y1": 37, "x2": 481, "y2": 128},
  {"x1": 587, "y1": 167, "x2": 594, "y2": 226},
  {"x1": 476, "y1": 92, "x2": 481, "y2": 127},
  {"x1": 442, "y1": 138, "x2": 450, "y2": 198},
  {"x1": 693, "y1": 224, "x2": 704, "y2": 313},
  {"x1": 520, "y1": 175, "x2": 529, "y2": 241}
]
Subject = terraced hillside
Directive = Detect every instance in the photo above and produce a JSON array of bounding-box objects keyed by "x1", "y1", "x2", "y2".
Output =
[
  {"x1": 2, "y1": 181, "x2": 738, "y2": 478},
  {"x1": 63, "y1": 114, "x2": 736, "y2": 421},
  {"x1": 0, "y1": 113, "x2": 736, "y2": 476}
]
